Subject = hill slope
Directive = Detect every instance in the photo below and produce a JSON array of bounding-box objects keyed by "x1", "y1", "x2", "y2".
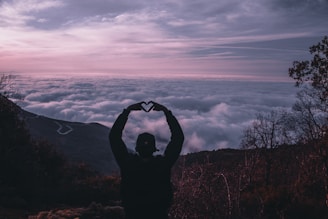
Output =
[
  {"x1": 21, "y1": 109, "x2": 118, "y2": 174},
  {"x1": 0, "y1": 94, "x2": 119, "y2": 175}
]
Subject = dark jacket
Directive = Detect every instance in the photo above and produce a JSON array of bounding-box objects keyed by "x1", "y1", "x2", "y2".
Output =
[{"x1": 109, "y1": 109, "x2": 184, "y2": 217}]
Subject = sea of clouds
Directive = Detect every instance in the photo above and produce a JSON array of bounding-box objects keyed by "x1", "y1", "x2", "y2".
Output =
[{"x1": 13, "y1": 75, "x2": 299, "y2": 154}]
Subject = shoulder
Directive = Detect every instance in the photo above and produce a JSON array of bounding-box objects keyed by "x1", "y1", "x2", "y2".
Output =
[{"x1": 120, "y1": 153, "x2": 138, "y2": 165}]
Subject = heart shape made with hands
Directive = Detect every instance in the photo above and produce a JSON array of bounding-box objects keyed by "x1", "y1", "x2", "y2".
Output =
[{"x1": 141, "y1": 101, "x2": 155, "y2": 112}]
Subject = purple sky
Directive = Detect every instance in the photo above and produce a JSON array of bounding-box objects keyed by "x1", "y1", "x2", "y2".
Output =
[{"x1": 1, "y1": 0, "x2": 327, "y2": 80}]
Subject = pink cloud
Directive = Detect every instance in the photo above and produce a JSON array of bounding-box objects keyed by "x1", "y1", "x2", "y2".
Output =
[{"x1": 0, "y1": 0, "x2": 324, "y2": 80}]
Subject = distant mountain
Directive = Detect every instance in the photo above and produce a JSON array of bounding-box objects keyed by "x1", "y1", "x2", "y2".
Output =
[{"x1": 20, "y1": 109, "x2": 119, "y2": 175}]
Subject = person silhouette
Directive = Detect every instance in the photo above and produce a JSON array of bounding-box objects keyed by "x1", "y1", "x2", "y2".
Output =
[{"x1": 109, "y1": 101, "x2": 184, "y2": 219}]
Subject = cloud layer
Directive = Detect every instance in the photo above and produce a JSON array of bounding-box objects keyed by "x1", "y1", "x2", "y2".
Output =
[
  {"x1": 0, "y1": 0, "x2": 327, "y2": 78},
  {"x1": 14, "y1": 75, "x2": 298, "y2": 153}
]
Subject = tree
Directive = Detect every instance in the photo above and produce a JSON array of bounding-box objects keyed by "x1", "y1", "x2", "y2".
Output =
[
  {"x1": 240, "y1": 110, "x2": 292, "y2": 185},
  {"x1": 0, "y1": 74, "x2": 14, "y2": 97},
  {"x1": 289, "y1": 36, "x2": 328, "y2": 206},
  {"x1": 291, "y1": 87, "x2": 328, "y2": 143},
  {"x1": 289, "y1": 36, "x2": 328, "y2": 103},
  {"x1": 240, "y1": 110, "x2": 293, "y2": 150}
]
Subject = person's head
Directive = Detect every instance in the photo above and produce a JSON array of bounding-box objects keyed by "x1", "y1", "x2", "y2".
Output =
[{"x1": 135, "y1": 132, "x2": 158, "y2": 158}]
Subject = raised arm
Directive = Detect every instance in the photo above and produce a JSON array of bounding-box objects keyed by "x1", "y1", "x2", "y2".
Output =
[
  {"x1": 109, "y1": 102, "x2": 143, "y2": 167},
  {"x1": 152, "y1": 102, "x2": 184, "y2": 166}
]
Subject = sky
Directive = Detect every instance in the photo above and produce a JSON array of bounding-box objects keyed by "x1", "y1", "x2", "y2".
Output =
[
  {"x1": 13, "y1": 75, "x2": 298, "y2": 153},
  {"x1": 1, "y1": 0, "x2": 326, "y2": 153},
  {"x1": 0, "y1": 0, "x2": 327, "y2": 79}
]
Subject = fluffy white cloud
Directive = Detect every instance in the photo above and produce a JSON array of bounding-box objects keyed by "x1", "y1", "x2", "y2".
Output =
[{"x1": 13, "y1": 75, "x2": 298, "y2": 153}]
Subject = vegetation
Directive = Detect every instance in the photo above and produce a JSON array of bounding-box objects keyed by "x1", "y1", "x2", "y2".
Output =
[
  {"x1": 289, "y1": 36, "x2": 328, "y2": 103},
  {"x1": 171, "y1": 146, "x2": 327, "y2": 219},
  {"x1": 0, "y1": 74, "x2": 13, "y2": 96},
  {"x1": 0, "y1": 94, "x2": 121, "y2": 218},
  {"x1": 237, "y1": 36, "x2": 328, "y2": 218},
  {"x1": 0, "y1": 73, "x2": 21, "y2": 99}
]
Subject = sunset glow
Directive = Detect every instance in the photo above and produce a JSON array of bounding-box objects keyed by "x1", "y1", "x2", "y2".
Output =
[{"x1": 1, "y1": 0, "x2": 327, "y2": 80}]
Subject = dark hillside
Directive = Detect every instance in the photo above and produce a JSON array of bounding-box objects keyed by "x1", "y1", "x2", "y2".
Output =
[
  {"x1": 21, "y1": 110, "x2": 118, "y2": 175},
  {"x1": 0, "y1": 95, "x2": 122, "y2": 218},
  {"x1": 171, "y1": 145, "x2": 328, "y2": 219},
  {"x1": 0, "y1": 94, "x2": 118, "y2": 175}
]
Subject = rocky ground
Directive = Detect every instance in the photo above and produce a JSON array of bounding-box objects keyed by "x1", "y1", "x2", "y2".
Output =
[{"x1": 27, "y1": 202, "x2": 124, "y2": 219}]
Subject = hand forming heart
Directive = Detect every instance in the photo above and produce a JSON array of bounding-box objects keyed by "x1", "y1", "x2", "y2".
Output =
[{"x1": 141, "y1": 101, "x2": 155, "y2": 112}]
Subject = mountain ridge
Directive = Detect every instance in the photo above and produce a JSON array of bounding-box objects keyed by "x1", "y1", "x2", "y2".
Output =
[{"x1": 20, "y1": 107, "x2": 119, "y2": 175}]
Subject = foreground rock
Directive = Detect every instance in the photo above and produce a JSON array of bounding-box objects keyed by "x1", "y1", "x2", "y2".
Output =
[{"x1": 28, "y1": 202, "x2": 124, "y2": 219}]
